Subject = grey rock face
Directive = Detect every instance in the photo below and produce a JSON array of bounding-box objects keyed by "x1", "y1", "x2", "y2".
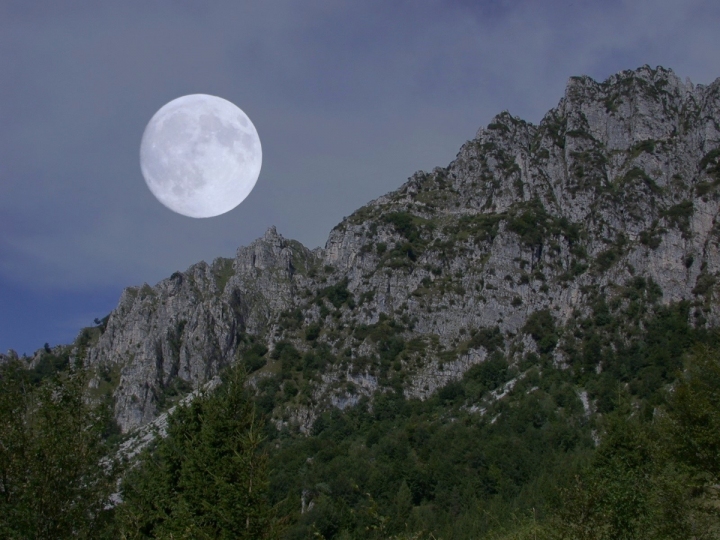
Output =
[
  {"x1": 83, "y1": 65, "x2": 720, "y2": 433},
  {"x1": 0, "y1": 350, "x2": 19, "y2": 366},
  {"x1": 86, "y1": 228, "x2": 316, "y2": 432}
]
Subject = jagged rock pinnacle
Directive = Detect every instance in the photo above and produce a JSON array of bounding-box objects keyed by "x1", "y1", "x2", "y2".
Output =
[{"x1": 81, "y1": 65, "x2": 720, "y2": 433}]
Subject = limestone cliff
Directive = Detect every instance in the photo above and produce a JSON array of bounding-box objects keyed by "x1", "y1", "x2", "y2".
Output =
[{"x1": 80, "y1": 65, "x2": 720, "y2": 433}]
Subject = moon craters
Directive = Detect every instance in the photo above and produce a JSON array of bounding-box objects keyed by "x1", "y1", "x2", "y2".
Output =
[{"x1": 140, "y1": 94, "x2": 262, "y2": 218}]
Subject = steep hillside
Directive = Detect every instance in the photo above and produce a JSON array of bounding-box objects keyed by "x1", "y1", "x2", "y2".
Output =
[{"x1": 26, "y1": 64, "x2": 720, "y2": 435}]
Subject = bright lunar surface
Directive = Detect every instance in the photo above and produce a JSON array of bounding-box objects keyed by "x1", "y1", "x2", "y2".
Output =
[{"x1": 140, "y1": 94, "x2": 262, "y2": 218}]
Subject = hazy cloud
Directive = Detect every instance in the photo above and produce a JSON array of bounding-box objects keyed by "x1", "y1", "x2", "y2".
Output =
[{"x1": 2, "y1": 0, "x2": 720, "y2": 351}]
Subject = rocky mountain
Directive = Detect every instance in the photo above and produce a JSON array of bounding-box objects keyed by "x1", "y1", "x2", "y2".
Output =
[{"x1": 28, "y1": 64, "x2": 720, "y2": 435}]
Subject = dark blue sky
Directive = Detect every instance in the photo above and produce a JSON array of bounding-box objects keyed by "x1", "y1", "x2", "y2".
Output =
[{"x1": 2, "y1": 0, "x2": 720, "y2": 355}]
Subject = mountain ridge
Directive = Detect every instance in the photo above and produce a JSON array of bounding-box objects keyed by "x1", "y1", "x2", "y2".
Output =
[{"x1": 5, "y1": 64, "x2": 720, "y2": 436}]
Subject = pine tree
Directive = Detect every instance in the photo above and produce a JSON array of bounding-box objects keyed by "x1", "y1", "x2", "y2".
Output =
[
  {"x1": 0, "y1": 360, "x2": 119, "y2": 538},
  {"x1": 117, "y1": 365, "x2": 277, "y2": 539},
  {"x1": 546, "y1": 348, "x2": 720, "y2": 539},
  {"x1": 667, "y1": 345, "x2": 720, "y2": 479}
]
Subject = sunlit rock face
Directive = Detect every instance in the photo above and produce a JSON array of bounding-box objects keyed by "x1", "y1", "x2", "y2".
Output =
[{"x1": 83, "y1": 66, "x2": 720, "y2": 434}]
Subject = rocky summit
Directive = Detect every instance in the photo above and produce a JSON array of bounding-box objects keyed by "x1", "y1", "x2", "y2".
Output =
[{"x1": 26, "y1": 65, "x2": 720, "y2": 435}]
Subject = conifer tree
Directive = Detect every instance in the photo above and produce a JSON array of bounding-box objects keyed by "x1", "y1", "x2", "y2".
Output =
[
  {"x1": 117, "y1": 365, "x2": 276, "y2": 539},
  {"x1": 0, "y1": 360, "x2": 119, "y2": 538},
  {"x1": 546, "y1": 348, "x2": 720, "y2": 539}
]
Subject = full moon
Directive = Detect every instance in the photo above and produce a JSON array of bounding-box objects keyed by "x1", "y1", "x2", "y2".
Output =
[{"x1": 140, "y1": 94, "x2": 262, "y2": 218}]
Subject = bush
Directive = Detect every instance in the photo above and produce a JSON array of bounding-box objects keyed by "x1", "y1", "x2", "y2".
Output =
[
  {"x1": 464, "y1": 353, "x2": 509, "y2": 392},
  {"x1": 305, "y1": 323, "x2": 322, "y2": 341},
  {"x1": 384, "y1": 212, "x2": 420, "y2": 242},
  {"x1": 319, "y1": 278, "x2": 354, "y2": 309},
  {"x1": 467, "y1": 326, "x2": 505, "y2": 353},
  {"x1": 438, "y1": 381, "x2": 465, "y2": 403},
  {"x1": 244, "y1": 342, "x2": 269, "y2": 373},
  {"x1": 524, "y1": 310, "x2": 558, "y2": 353}
]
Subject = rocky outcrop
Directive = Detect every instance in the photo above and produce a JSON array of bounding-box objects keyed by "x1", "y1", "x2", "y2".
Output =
[
  {"x1": 86, "y1": 227, "x2": 317, "y2": 431},
  {"x1": 0, "y1": 350, "x2": 20, "y2": 366},
  {"x1": 82, "y1": 65, "x2": 720, "y2": 434}
]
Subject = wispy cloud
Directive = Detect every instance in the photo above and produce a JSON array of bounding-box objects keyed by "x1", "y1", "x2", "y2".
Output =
[{"x1": 0, "y1": 1, "x2": 718, "y2": 309}]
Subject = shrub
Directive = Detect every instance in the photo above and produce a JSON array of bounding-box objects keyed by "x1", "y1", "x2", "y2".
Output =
[
  {"x1": 243, "y1": 342, "x2": 269, "y2": 373},
  {"x1": 468, "y1": 326, "x2": 505, "y2": 353},
  {"x1": 524, "y1": 310, "x2": 558, "y2": 353},
  {"x1": 319, "y1": 278, "x2": 354, "y2": 309},
  {"x1": 305, "y1": 323, "x2": 321, "y2": 341}
]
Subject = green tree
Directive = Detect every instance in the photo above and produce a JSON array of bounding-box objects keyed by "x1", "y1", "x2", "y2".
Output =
[
  {"x1": 391, "y1": 480, "x2": 413, "y2": 534},
  {"x1": 661, "y1": 346, "x2": 720, "y2": 536},
  {"x1": 549, "y1": 349, "x2": 720, "y2": 539},
  {"x1": 0, "y1": 360, "x2": 119, "y2": 539},
  {"x1": 666, "y1": 345, "x2": 720, "y2": 478},
  {"x1": 117, "y1": 365, "x2": 277, "y2": 539}
]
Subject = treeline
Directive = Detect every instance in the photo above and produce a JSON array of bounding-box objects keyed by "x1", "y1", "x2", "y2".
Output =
[
  {"x1": 493, "y1": 346, "x2": 720, "y2": 539},
  {"x1": 262, "y1": 349, "x2": 720, "y2": 539},
  {"x1": 0, "y1": 359, "x2": 117, "y2": 538},
  {"x1": 0, "y1": 359, "x2": 278, "y2": 539},
  {"x1": 1, "y1": 344, "x2": 719, "y2": 537}
]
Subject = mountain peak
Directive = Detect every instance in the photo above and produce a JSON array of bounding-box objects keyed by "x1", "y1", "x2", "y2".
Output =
[
  {"x1": 74, "y1": 65, "x2": 720, "y2": 433},
  {"x1": 263, "y1": 225, "x2": 280, "y2": 240}
]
